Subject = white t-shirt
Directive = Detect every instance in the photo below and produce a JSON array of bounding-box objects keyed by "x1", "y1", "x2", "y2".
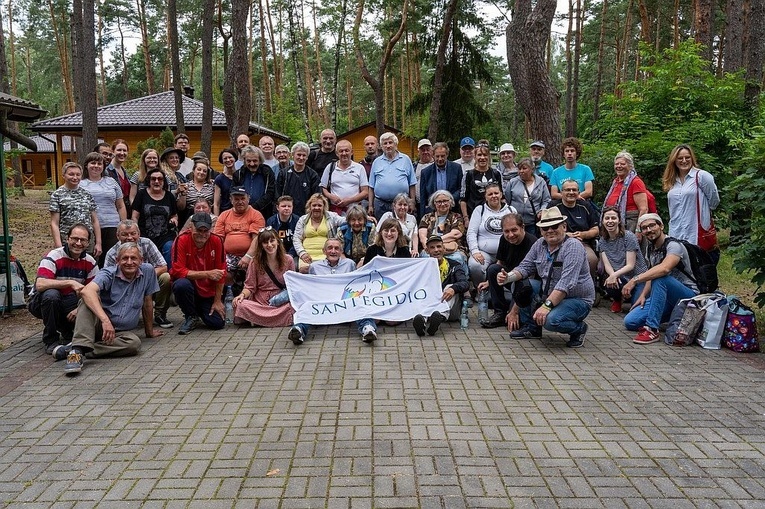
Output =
[{"x1": 319, "y1": 161, "x2": 369, "y2": 199}]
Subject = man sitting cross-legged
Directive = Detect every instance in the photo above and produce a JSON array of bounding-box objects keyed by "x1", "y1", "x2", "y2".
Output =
[
  {"x1": 288, "y1": 238, "x2": 378, "y2": 345},
  {"x1": 63, "y1": 243, "x2": 164, "y2": 375}
]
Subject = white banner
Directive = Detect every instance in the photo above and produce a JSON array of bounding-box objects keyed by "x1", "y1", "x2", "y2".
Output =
[{"x1": 285, "y1": 257, "x2": 450, "y2": 325}]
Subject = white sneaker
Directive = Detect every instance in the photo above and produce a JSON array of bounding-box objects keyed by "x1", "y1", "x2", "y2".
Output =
[{"x1": 361, "y1": 325, "x2": 377, "y2": 344}]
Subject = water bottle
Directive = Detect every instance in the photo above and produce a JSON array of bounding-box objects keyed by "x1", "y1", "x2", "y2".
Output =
[
  {"x1": 477, "y1": 290, "x2": 489, "y2": 323},
  {"x1": 460, "y1": 300, "x2": 469, "y2": 330},
  {"x1": 224, "y1": 285, "x2": 234, "y2": 323}
]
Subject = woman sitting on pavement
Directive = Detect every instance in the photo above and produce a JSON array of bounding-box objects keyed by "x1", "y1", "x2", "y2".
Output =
[
  {"x1": 599, "y1": 206, "x2": 648, "y2": 313},
  {"x1": 466, "y1": 182, "x2": 515, "y2": 289},
  {"x1": 232, "y1": 227, "x2": 295, "y2": 328}
]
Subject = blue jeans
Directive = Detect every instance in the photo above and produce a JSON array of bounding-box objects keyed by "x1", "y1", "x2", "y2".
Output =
[
  {"x1": 294, "y1": 318, "x2": 376, "y2": 338},
  {"x1": 172, "y1": 278, "x2": 226, "y2": 330},
  {"x1": 161, "y1": 240, "x2": 174, "y2": 269},
  {"x1": 520, "y1": 279, "x2": 590, "y2": 336},
  {"x1": 624, "y1": 275, "x2": 696, "y2": 330}
]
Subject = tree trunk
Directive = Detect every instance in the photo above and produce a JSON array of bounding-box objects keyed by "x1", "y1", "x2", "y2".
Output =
[
  {"x1": 570, "y1": 0, "x2": 583, "y2": 137},
  {"x1": 7, "y1": 0, "x2": 17, "y2": 95},
  {"x1": 217, "y1": 0, "x2": 231, "y2": 74},
  {"x1": 331, "y1": 0, "x2": 349, "y2": 130},
  {"x1": 694, "y1": 0, "x2": 714, "y2": 63},
  {"x1": 312, "y1": 0, "x2": 329, "y2": 126},
  {"x1": 201, "y1": 0, "x2": 215, "y2": 155},
  {"x1": 136, "y1": 0, "x2": 154, "y2": 94},
  {"x1": 167, "y1": 0, "x2": 185, "y2": 132},
  {"x1": 264, "y1": 0, "x2": 281, "y2": 98},
  {"x1": 48, "y1": 0, "x2": 75, "y2": 112},
  {"x1": 426, "y1": 0, "x2": 459, "y2": 141},
  {"x1": 352, "y1": 0, "x2": 409, "y2": 138},
  {"x1": 724, "y1": 0, "x2": 744, "y2": 72},
  {"x1": 564, "y1": 0, "x2": 574, "y2": 137},
  {"x1": 286, "y1": 0, "x2": 311, "y2": 141},
  {"x1": 96, "y1": 3, "x2": 107, "y2": 104},
  {"x1": 223, "y1": 0, "x2": 252, "y2": 143},
  {"x1": 507, "y1": 0, "x2": 562, "y2": 165},
  {"x1": 257, "y1": 0, "x2": 273, "y2": 116},
  {"x1": 0, "y1": 5, "x2": 23, "y2": 194},
  {"x1": 636, "y1": 0, "x2": 651, "y2": 46},
  {"x1": 79, "y1": 0, "x2": 98, "y2": 158},
  {"x1": 744, "y1": 0, "x2": 765, "y2": 110},
  {"x1": 673, "y1": 0, "x2": 680, "y2": 49},
  {"x1": 593, "y1": 0, "x2": 607, "y2": 123}
]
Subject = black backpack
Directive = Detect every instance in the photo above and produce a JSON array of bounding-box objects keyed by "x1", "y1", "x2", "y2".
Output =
[{"x1": 657, "y1": 237, "x2": 719, "y2": 294}]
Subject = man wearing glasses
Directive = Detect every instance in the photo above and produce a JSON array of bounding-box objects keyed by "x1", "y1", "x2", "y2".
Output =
[
  {"x1": 498, "y1": 208, "x2": 594, "y2": 347},
  {"x1": 29, "y1": 224, "x2": 99, "y2": 356},
  {"x1": 170, "y1": 212, "x2": 227, "y2": 335},
  {"x1": 621, "y1": 213, "x2": 699, "y2": 344}
]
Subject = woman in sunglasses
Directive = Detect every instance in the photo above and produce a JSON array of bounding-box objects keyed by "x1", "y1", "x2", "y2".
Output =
[{"x1": 131, "y1": 168, "x2": 179, "y2": 266}]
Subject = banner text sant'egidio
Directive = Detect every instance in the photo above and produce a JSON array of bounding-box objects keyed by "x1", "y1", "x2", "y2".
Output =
[{"x1": 311, "y1": 289, "x2": 429, "y2": 315}]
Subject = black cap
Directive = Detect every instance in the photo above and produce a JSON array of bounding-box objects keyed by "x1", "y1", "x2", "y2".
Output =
[
  {"x1": 230, "y1": 186, "x2": 248, "y2": 196},
  {"x1": 191, "y1": 212, "x2": 213, "y2": 229}
]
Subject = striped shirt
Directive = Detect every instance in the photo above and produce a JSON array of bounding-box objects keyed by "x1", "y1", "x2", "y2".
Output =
[{"x1": 32, "y1": 246, "x2": 99, "y2": 296}]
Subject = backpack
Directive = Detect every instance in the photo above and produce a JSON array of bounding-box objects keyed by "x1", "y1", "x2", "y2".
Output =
[
  {"x1": 645, "y1": 189, "x2": 658, "y2": 213},
  {"x1": 657, "y1": 237, "x2": 719, "y2": 294}
]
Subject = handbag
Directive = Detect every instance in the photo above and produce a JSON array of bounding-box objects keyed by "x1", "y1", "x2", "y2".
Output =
[
  {"x1": 696, "y1": 172, "x2": 718, "y2": 251},
  {"x1": 722, "y1": 297, "x2": 760, "y2": 353},
  {"x1": 672, "y1": 297, "x2": 707, "y2": 347},
  {"x1": 696, "y1": 292, "x2": 728, "y2": 350}
]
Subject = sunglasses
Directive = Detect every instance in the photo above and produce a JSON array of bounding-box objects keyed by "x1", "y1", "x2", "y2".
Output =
[
  {"x1": 540, "y1": 224, "x2": 561, "y2": 232},
  {"x1": 258, "y1": 226, "x2": 274, "y2": 233}
]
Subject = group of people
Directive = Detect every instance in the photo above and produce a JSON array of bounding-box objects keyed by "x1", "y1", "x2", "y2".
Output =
[{"x1": 31, "y1": 129, "x2": 720, "y2": 375}]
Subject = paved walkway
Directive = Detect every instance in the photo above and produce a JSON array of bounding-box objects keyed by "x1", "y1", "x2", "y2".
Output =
[{"x1": 1, "y1": 305, "x2": 764, "y2": 508}]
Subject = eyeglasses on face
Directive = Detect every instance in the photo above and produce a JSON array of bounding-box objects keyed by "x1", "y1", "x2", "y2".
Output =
[
  {"x1": 540, "y1": 224, "x2": 561, "y2": 232},
  {"x1": 150, "y1": 176, "x2": 165, "y2": 182},
  {"x1": 434, "y1": 199, "x2": 450, "y2": 205},
  {"x1": 640, "y1": 222, "x2": 660, "y2": 231},
  {"x1": 69, "y1": 236, "x2": 89, "y2": 244}
]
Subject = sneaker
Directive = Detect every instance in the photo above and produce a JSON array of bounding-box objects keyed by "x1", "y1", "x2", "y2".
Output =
[
  {"x1": 427, "y1": 312, "x2": 446, "y2": 336},
  {"x1": 178, "y1": 316, "x2": 199, "y2": 335},
  {"x1": 64, "y1": 348, "x2": 84, "y2": 375},
  {"x1": 154, "y1": 312, "x2": 174, "y2": 329},
  {"x1": 633, "y1": 326, "x2": 660, "y2": 344},
  {"x1": 52, "y1": 343, "x2": 72, "y2": 361},
  {"x1": 45, "y1": 342, "x2": 60, "y2": 355},
  {"x1": 288, "y1": 326, "x2": 305, "y2": 345},
  {"x1": 412, "y1": 314, "x2": 426, "y2": 337},
  {"x1": 509, "y1": 324, "x2": 542, "y2": 339},
  {"x1": 610, "y1": 300, "x2": 622, "y2": 313},
  {"x1": 480, "y1": 311, "x2": 507, "y2": 329},
  {"x1": 361, "y1": 325, "x2": 377, "y2": 343},
  {"x1": 566, "y1": 323, "x2": 587, "y2": 348}
]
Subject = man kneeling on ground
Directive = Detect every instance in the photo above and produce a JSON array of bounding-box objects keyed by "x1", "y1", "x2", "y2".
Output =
[
  {"x1": 412, "y1": 235, "x2": 470, "y2": 337},
  {"x1": 499, "y1": 208, "x2": 594, "y2": 348},
  {"x1": 63, "y1": 243, "x2": 164, "y2": 375}
]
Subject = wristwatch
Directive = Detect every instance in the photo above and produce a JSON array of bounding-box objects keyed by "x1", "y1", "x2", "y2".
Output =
[{"x1": 544, "y1": 299, "x2": 555, "y2": 309}]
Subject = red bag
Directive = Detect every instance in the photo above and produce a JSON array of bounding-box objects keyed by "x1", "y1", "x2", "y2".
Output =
[{"x1": 696, "y1": 172, "x2": 718, "y2": 251}]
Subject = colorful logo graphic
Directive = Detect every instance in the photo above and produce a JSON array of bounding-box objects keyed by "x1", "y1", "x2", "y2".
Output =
[{"x1": 342, "y1": 270, "x2": 397, "y2": 299}]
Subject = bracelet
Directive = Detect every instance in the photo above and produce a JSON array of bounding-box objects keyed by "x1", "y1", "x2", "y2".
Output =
[{"x1": 244, "y1": 254, "x2": 253, "y2": 260}]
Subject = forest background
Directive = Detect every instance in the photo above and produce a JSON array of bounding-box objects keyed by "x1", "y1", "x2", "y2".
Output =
[{"x1": 0, "y1": 0, "x2": 765, "y2": 306}]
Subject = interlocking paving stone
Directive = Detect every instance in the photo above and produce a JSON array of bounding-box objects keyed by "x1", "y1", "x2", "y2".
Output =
[{"x1": 1, "y1": 306, "x2": 764, "y2": 506}]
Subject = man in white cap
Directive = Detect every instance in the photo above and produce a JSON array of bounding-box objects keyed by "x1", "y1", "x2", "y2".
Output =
[
  {"x1": 497, "y1": 143, "x2": 518, "y2": 192},
  {"x1": 621, "y1": 213, "x2": 699, "y2": 345},
  {"x1": 414, "y1": 139, "x2": 434, "y2": 213},
  {"x1": 498, "y1": 207, "x2": 594, "y2": 347},
  {"x1": 529, "y1": 140, "x2": 554, "y2": 180}
]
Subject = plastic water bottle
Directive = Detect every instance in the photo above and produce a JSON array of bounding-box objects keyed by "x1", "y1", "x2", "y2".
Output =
[
  {"x1": 477, "y1": 290, "x2": 489, "y2": 323},
  {"x1": 224, "y1": 286, "x2": 234, "y2": 323},
  {"x1": 460, "y1": 300, "x2": 470, "y2": 330}
]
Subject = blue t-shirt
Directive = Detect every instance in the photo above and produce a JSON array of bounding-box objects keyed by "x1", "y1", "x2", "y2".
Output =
[
  {"x1": 550, "y1": 163, "x2": 594, "y2": 193},
  {"x1": 369, "y1": 152, "x2": 416, "y2": 202}
]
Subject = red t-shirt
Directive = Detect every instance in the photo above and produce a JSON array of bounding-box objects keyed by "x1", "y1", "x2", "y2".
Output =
[
  {"x1": 604, "y1": 176, "x2": 647, "y2": 211},
  {"x1": 170, "y1": 231, "x2": 226, "y2": 298}
]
